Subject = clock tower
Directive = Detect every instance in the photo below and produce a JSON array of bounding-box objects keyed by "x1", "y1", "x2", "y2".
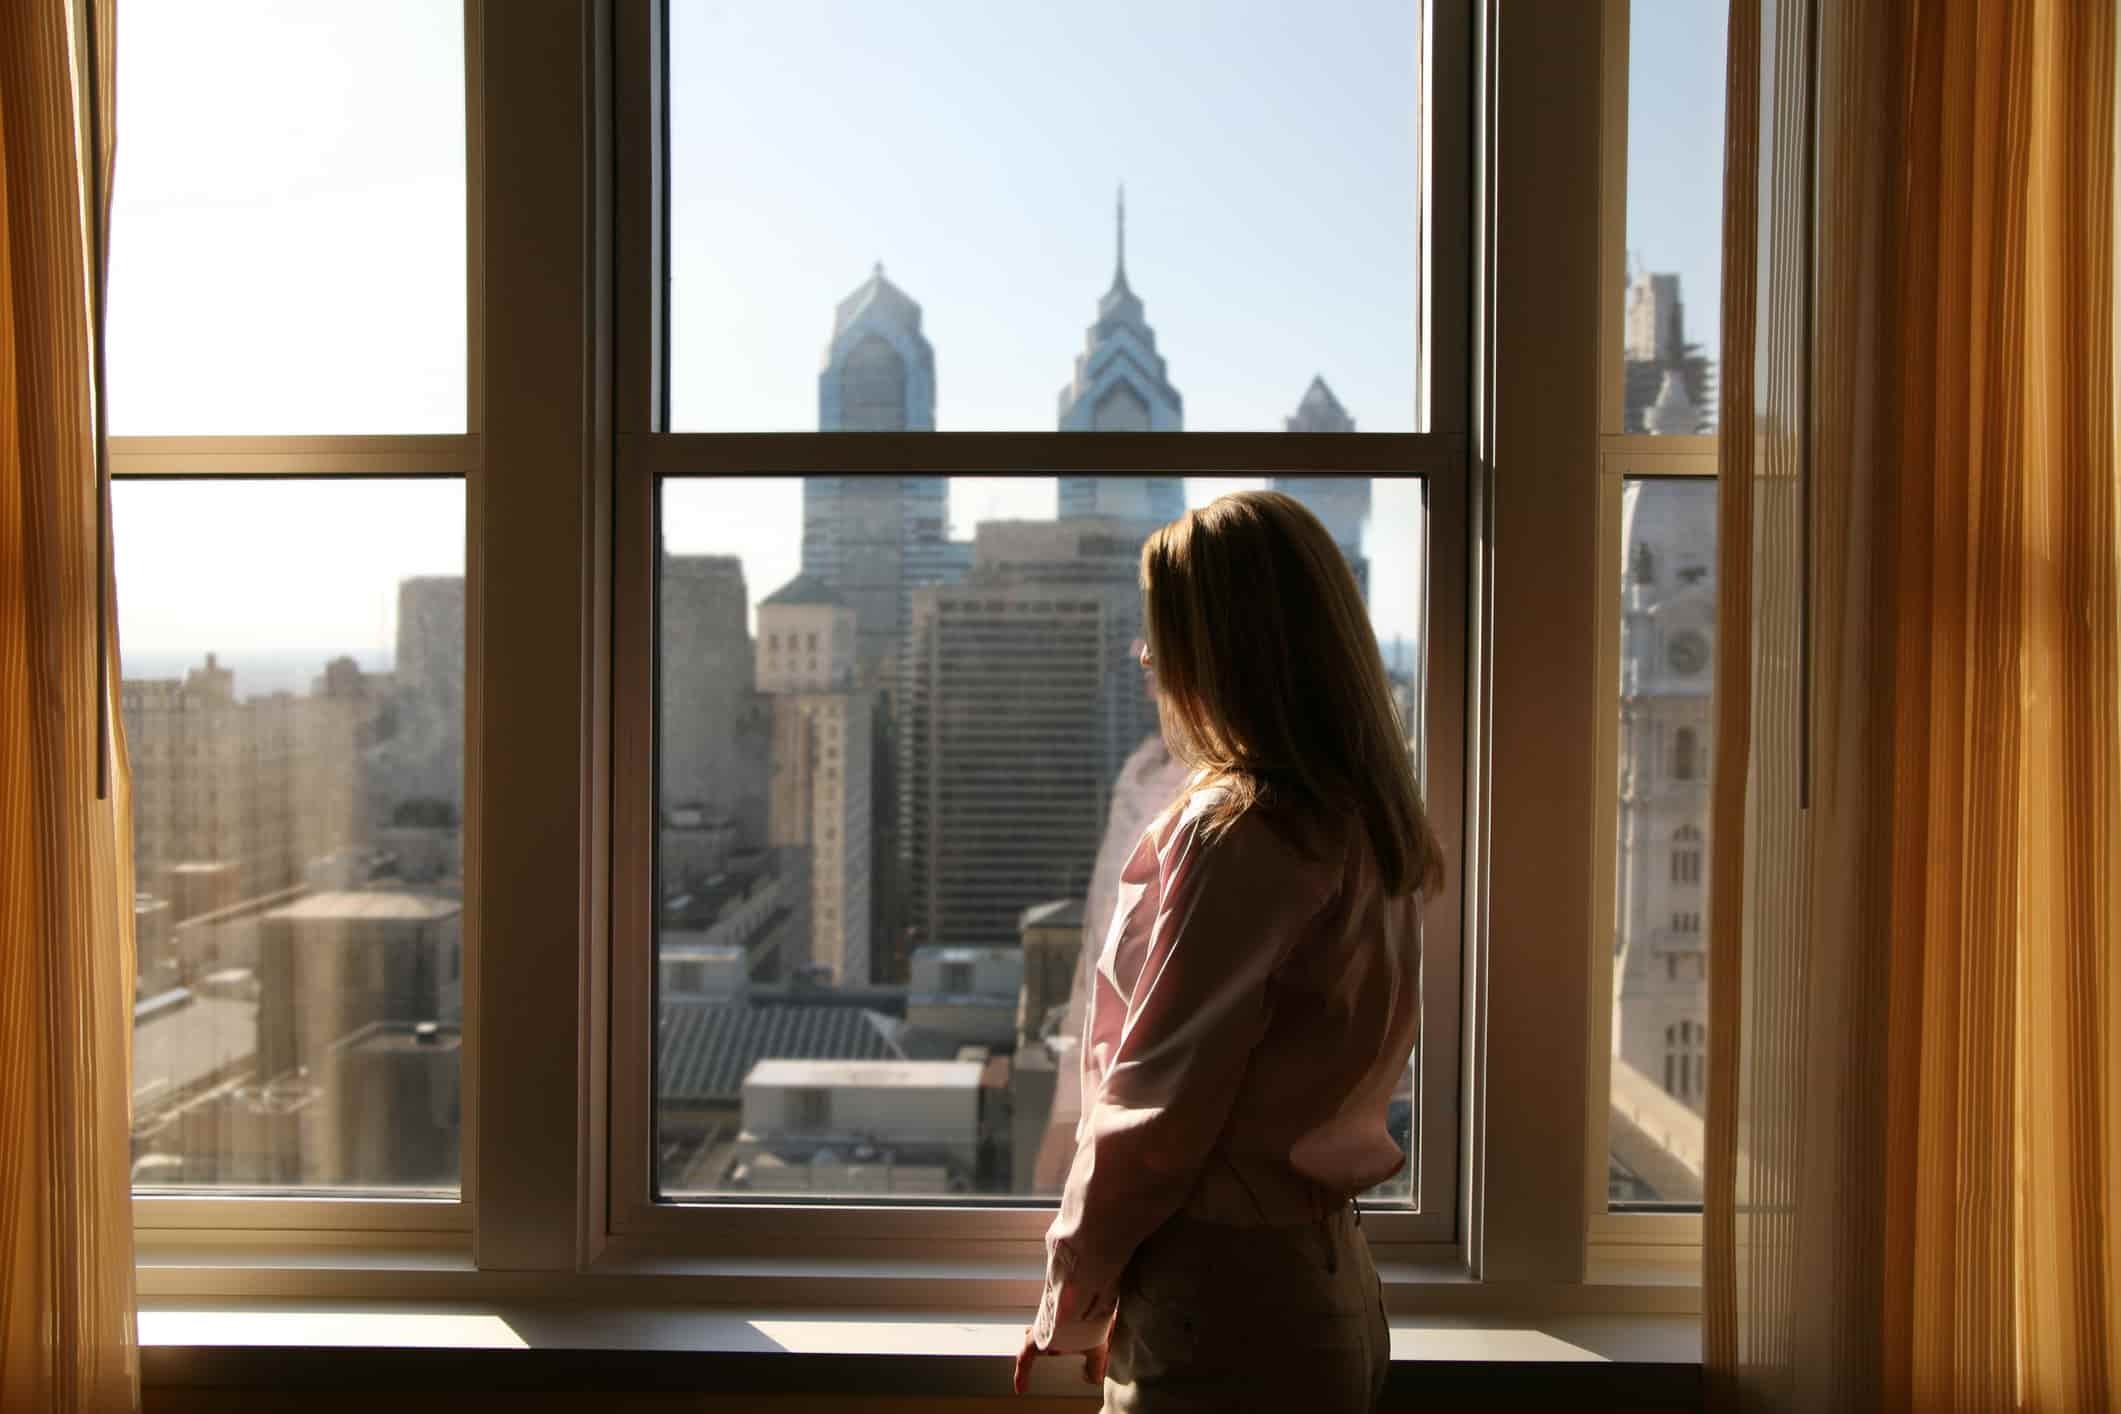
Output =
[{"x1": 1612, "y1": 479, "x2": 1717, "y2": 1117}]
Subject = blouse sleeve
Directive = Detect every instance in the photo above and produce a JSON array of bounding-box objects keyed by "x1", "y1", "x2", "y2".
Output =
[{"x1": 1032, "y1": 808, "x2": 1332, "y2": 1352}]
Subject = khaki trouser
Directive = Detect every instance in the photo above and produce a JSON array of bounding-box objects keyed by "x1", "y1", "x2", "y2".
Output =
[{"x1": 1103, "y1": 1201, "x2": 1389, "y2": 1413}]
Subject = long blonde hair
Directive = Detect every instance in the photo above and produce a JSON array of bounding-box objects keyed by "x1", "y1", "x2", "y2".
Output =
[{"x1": 1140, "y1": 489, "x2": 1444, "y2": 897}]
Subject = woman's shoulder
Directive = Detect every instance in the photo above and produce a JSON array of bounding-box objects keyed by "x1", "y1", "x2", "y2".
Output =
[{"x1": 1154, "y1": 785, "x2": 1346, "y2": 901}]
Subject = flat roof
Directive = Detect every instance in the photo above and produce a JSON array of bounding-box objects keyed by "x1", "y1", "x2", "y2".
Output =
[
  {"x1": 265, "y1": 891, "x2": 462, "y2": 923},
  {"x1": 744, "y1": 1059, "x2": 986, "y2": 1090},
  {"x1": 913, "y1": 945, "x2": 1020, "y2": 963}
]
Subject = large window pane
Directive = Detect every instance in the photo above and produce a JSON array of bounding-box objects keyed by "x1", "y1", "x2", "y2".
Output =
[
  {"x1": 668, "y1": 1, "x2": 1427, "y2": 432},
  {"x1": 653, "y1": 475, "x2": 1426, "y2": 1201},
  {"x1": 1606, "y1": 477, "x2": 1714, "y2": 1208},
  {"x1": 1621, "y1": 0, "x2": 1728, "y2": 434},
  {"x1": 108, "y1": 1, "x2": 466, "y2": 434},
  {"x1": 118, "y1": 480, "x2": 466, "y2": 1194}
]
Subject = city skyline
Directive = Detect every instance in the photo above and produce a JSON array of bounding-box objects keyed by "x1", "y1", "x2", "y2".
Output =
[{"x1": 105, "y1": 0, "x2": 1726, "y2": 679}]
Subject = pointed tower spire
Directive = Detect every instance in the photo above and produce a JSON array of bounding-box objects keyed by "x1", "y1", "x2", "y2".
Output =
[{"x1": 1115, "y1": 183, "x2": 1128, "y2": 286}]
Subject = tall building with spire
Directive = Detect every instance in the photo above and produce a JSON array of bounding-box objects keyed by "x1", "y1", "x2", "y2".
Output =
[
  {"x1": 804, "y1": 265, "x2": 969, "y2": 685},
  {"x1": 1057, "y1": 190, "x2": 1185, "y2": 525},
  {"x1": 1273, "y1": 377, "x2": 1371, "y2": 600}
]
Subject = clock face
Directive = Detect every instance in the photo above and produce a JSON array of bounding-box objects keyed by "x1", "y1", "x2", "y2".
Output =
[{"x1": 1667, "y1": 631, "x2": 1708, "y2": 676}]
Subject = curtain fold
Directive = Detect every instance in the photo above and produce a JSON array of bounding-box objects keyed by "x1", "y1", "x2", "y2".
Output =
[
  {"x1": 0, "y1": 1, "x2": 138, "y2": 1410},
  {"x1": 1706, "y1": 0, "x2": 2121, "y2": 1408}
]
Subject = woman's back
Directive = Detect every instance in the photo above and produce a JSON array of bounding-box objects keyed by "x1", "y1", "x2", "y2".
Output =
[{"x1": 1084, "y1": 788, "x2": 1420, "y2": 1229}]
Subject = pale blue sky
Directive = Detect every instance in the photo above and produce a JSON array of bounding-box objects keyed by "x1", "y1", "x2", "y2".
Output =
[{"x1": 108, "y1": 0, "x2": 1727, "y2": 687}]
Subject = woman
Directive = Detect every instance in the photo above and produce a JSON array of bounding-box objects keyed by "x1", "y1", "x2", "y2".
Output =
[{"x1": 1013, "y1": 490, "x2": 1444, "y2": 1411}]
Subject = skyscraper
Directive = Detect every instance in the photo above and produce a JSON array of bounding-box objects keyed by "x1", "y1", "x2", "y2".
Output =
[
  {"x1": 1274, "y1": 378, "x2": 1372, "y2": 601},
  {"x1": 659, "y1": 551, "x2": 769, "y2": 840},
  {"x1": 1057, "y1": 191, "x2": 1184, "y2": 524},
  {"x1": 367, "y1": 575, "x2": 465, "y2": 831},
  {"x1": 805, "y1": 265, "x2": 970, "y2": 685},
  {"x1": 901, "y1": 520, "x2": 1154, "y2": 952},
  {"x1": 806, "y1": 267, "x2": 972, "y2": 984}
]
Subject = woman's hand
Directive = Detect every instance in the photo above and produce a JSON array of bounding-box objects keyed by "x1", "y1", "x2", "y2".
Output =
[{"x1": 1012, "y1": 1326, "x2": 1110, "y2": 1394}]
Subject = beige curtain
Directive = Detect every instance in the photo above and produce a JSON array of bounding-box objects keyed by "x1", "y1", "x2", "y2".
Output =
[
  {"x1": 0, "y1": 1, "x2": 138, "y2": 1410},
  {"x1": 1707, "y1": 0, "x2": 2120, "y2": 1409}
]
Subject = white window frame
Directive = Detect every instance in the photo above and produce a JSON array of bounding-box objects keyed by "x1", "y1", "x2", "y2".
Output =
[
  {"x1": 1582, "y1": 0, "x2": 1721, "y2": 1265},
  {"x1": 597, "y1": 0, "x2": 1475, "y2": 1270},
  {"x1": 125, "y1": 0, "x2": 486, "y2": 1246}
]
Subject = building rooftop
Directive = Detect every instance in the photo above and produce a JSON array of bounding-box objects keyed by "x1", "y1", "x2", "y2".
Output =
[
  {"x1": 831, "y1": 263, "x2": 923, "y2": 338},
  {"x1": 761, "y1": 572, "x2": 847, "y2": 608},
  {"x1": 333, "y1": 1021, "x2": 464, "y2": 1056},
  {"x1": 1019, "y1": 899, "x2": 1085, "y2": 931},
  {"x1": 661, "y1": 940, "x2": 747, "y2": 964},
  {"x1": 661, "y1": 998, "x2": 900, "y2": 1105},
  {"x1": 912, "y1": 944, "x2": 1021, "y2": 964},
  {"x1": 1285, "y1": 374, "x2": 1357, "y2": 432},
  {"x1": 264, "y1": 891, "x2": 462, "y2": 923},
  {"x1": 744, "y1": 1058, "x2": 988, "y2": 1091}
]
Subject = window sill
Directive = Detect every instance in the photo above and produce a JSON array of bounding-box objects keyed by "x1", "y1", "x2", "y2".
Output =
[
  {"x1": 140, "y1": 1301, "x2": 1702, "y2": 1403},
  {"x1": 137, "y1": 1242, "x2": 1700, "y2": 1317}
]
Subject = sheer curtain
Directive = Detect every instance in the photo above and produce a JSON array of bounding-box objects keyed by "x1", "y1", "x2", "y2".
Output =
[
  {"x1": 0, "y1": 1, "x2": 138, "y2": 1410},
  {"x1": 1706, "y1": 0, "x2": 2120, "y2": 1408}
]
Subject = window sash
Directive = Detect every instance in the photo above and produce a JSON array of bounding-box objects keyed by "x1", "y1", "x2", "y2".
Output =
[
  {"x1": 601, "y1": 0, "x2": 1477, "y2": 1257},
  {"x1": 121, "y1": 0, "x2": 484, "y2": 1235}
]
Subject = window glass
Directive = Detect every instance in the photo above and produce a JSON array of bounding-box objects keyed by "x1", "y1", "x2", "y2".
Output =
[
  {"x1": 654, "y1": 475, "x2": 1426, "y2": 1201},
  {"x1": 117, "y1": 479, "x2": 466, "y2": 1193},
  {"x1": 108, "y1": 1, "x2": 466, "y2": 434},
  {"x1": 667, "y1": 1, "x2": 1427, "y2": 432},
  {"x1": 1621, "y1": 0, "x2": 1728, "y2": 434},
  {"x1": 1607, "y1": 477, "x2": 1714, "y2": 1208}
]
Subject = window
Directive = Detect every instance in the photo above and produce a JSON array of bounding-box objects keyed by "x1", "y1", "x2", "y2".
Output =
[
  {"x1": 110, "y1": 0, "x2": 1676, "y2": 1315},
  {"x1": 109, "y1": 0, "x2": 465, "y2": 435},
  {"x1": 114, "y1": 1, "x2": 470, "y2": 1209},
  {"x1": 614, "y1": 0, "x2": 1470, "y2": 1249},
  {"x1": 666, "y1": 0, "x2": 1432, "y2": 434},
  {"x1": 1593, "y1": 0, "x2": 1728, "y2": 1222},
  {"x1": 791, "y1": 1088, "x2": 831, "y2": 1133},
  {"x1": 1662, "y1": 1020, "x2": 1706, "y2": 1104},
  {"x1": 1617, "y1": 0, "x2": 1727, "y2": 436},
  {"x1": 648, "y1": 475, "x2": 1438, "y2": 1204},
  {"x1": 1669, "y1": 826, "x2": 1705, "y2": 886},
  {"x1": 1671, "y1": 725, "x2": 1698, "y2": 780}
]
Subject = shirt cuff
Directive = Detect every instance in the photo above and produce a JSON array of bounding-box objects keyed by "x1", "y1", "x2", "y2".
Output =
[
  {"x1": 1032, "y1": 1238, "x2": 1115, "y2": 1353},
  {"x1": 1033, "y1": 1280, "x2": 1113, "y2": 1354}
]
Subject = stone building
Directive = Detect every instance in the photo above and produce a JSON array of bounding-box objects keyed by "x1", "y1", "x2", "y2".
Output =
[
  {"x1": 757, "y1": 573, "x2": 875, "y2": 984},
  {"x1": 123, "y1": 653, "x2": 369, "y2": 908},
  {"x1": 1611, "y1": 479, "x2": 1716, "y2": 1115}
]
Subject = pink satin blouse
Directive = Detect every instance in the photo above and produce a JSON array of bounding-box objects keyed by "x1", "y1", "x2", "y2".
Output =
[{"x1": 1032, "y1": 787, "x2": 1423, "y2": 1353}]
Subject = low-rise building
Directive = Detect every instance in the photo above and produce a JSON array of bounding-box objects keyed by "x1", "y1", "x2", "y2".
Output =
[{"x1": 905, "y1": 944, "x2": 1021, "y2": 1052}]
